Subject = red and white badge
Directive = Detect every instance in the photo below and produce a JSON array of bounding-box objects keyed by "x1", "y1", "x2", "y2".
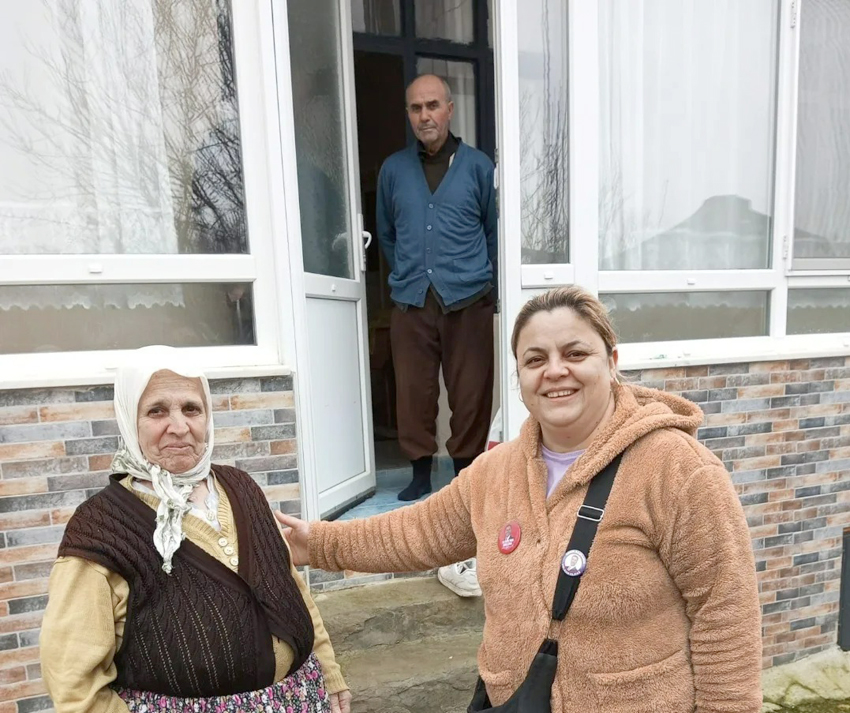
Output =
[{"x1": 498, "y1": 521, "x2": 522, "y2": 554}]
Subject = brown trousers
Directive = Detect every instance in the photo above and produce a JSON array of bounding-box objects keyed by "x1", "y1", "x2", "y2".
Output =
[{"x1": 391, "y1": 291, "x2": 495, "y2": 461}]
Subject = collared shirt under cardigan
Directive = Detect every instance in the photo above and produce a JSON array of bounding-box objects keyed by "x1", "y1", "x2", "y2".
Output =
[{"x1": 377, "y1": 136, "x2": 498, "y2": 310}]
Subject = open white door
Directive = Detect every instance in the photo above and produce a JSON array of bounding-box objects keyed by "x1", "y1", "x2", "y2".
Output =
[{"x1": 273, "y1": 0, "x2": 375, "y2": 519}]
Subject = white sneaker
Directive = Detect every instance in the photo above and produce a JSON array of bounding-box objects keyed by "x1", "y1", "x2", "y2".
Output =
[{"x1": 437, "y1": 559, "x2": 482, "y2": 598}]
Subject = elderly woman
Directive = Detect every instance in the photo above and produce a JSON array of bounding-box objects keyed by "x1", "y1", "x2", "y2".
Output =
[
  {"x1": 278, "y1": 286, "x2": 762, "y2": 712},
  {"x1": 41, "y1": 346, "x2": 351, "y2": 713}
]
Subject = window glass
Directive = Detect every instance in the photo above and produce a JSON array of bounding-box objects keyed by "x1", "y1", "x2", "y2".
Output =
[
  {"x1": 416, "y1": 58, "x2": 477, "y2": 148},
  {"x1": 793, "y1": 0, "x2": 850, "y2": 262},
  {"x1": 0, "y1": 283, "x2": 255, "y2": 354},
  {"x1": 518, "y1": 0, "x2": 569, "y2": 264},
  {"x1": 598, "y1": 1, "x2": 779, "y2": 270},
  {"x1": 416, "y1": 0, "x2": 474, "y2": 43},
  {"x1": 787, "y1": 289, "x2": 850, "y2": 335},
  {"x1": 351, "y1": 0, "x2": 401, "y2": 35},
  {"x1": 0, "y1": 1, "x2": 249, "y2": 255},
  {"x1": 289, "y1": 0, "x2": 354, "y2": 279},
  {"x1": 602, "y1": 291, "x2": 770, "y2": 343}
]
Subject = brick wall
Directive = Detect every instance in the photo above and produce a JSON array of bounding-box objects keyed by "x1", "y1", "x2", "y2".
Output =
[
  {"x1": 626, "y1": 357, "x2": 850, "y2": 669},
  {"x1": 0, "y1": 375, "x2": 300, "y2": 713},
  {"x1": 313, "y1": 357, "x2": 850, "y2": 671},
  {"x1": 0, "y1": 357, "x2": 849, "y2": 710}
]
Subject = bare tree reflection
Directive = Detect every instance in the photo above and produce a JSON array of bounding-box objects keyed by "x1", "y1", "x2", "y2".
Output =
[
  {"x1": 519, "y1": 0, "x2": 568, "y2": 264},
  {"x1": 0, "y1": 0, "x2": 247, "y2": 254}
]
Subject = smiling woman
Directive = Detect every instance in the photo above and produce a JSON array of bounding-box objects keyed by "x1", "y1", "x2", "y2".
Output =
[{"x1": 275, "y1": 286, "x2": 763, "y2": 712}]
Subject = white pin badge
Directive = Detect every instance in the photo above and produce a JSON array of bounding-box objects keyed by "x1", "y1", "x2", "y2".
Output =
[{"x1": 561, "y1": 549, "x2": 587, "y2": 577}]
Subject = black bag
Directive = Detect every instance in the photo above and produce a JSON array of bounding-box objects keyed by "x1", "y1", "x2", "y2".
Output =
[{"x1": 467, "y1": 453, "x2": 623, "y2": 713}]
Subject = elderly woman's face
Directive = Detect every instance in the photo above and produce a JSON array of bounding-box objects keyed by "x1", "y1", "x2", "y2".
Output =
[
  {"x1": 137, "y1": 370, "x2": 207, "y2": 474},
  {"x1": 516, "y1": 307, "x2": 617, "y2": 437}
]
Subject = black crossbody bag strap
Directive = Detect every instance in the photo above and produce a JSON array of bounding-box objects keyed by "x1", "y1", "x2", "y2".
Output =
[
  {"x1": 551, "y1": 451, "x2": 624, "y2": 621},
  {"x1": 467, "y1": 452, "x2": 625, "y2": 712}
]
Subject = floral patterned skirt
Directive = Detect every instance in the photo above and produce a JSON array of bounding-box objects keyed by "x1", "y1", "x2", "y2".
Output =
[{"x1": 114, "y1": 653, "x2": 330, "y2": 712}]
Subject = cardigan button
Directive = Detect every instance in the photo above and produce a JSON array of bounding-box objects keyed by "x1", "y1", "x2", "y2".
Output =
[
  {"x1": 218, "y1": 537, "x2": 228, "y2": 547},
  {"x1": 224, "y1": 546, "x2": 235, "y2": 556},
  {"x1": 230, "y1": 556, "x2": 239, "y2": 567}
]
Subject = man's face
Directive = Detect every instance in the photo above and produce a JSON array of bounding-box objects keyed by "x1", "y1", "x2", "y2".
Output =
[{"x1": 406, "y1": 76, "x2": 454, "y2": 153}]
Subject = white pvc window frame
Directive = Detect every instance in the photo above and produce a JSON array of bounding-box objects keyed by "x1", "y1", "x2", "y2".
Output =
[
  {"x1": 0, "y1": 0, "x2": 288, "y2": 387},
  {"x1": 498, "y1": 0, "x2": 850, "y2": 381}
]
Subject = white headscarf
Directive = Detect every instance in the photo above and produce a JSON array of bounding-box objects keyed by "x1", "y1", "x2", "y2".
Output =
[{"x1": 111, "y1": 345, "x2": 215, "y2": 574}]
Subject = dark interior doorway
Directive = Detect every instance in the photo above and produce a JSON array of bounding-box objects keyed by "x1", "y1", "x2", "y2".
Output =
[
  {"x1": 355, "y1": 51, "x2": 406, "y2": 445},
  {"x1": 344, "y1": 0, "x2": 497, "y2": 516}
]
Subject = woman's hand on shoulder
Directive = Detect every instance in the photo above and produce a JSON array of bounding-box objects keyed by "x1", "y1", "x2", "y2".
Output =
[
  {"x1": 330, "y1": 689, "x2": 352, "y2": 713},
  {"x1": 274, "y1": 511, "x2": 310, "y2": 566}
]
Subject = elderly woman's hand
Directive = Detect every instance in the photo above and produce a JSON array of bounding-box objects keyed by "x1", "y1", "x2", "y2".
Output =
[
  {"x1": 330, "y1": 689, "x2": 352, "y2": 713},
  {"x1": 274, "y1": 511, "x2": 311, "y2": 566}
]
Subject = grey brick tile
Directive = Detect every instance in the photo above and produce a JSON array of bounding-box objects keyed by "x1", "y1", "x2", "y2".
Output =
[
  {"x1": 261, "y1": 376, "x2": 294, "y2": 392},
  {"x1": 728, "y1": 422, "x2": 773, "y2": 437},
  {"x1": 781, "y1": 451, "x2": 829, "y2": 465},
  {"x1": 820, "y1": 391, "x2": 850, "y2": 405},
  {"x1": 0, "y1": 490, "x2": 86, "y2": 514},
  {"x1": 721, "y1": 398, "x2": 770, "y2": 414},
  {"x1": 9, "y1": 594, "x2": 48, "y2": 615},
  {"x1": 268, "y1": 470, "x2": 299, "y2": 485},
  {"x1": 5, "y1": 526, "x2": 65, "y2": 548},
  {"x1": 708, "y1": 363, "x2": 749, "y2": 375},
  {"x1": 0, "y1": 422, "x2": 91, "y2": 444},
  {"x1": 799, "y1": 417, "x2": 825, "y2": 429},
  {"x1": 209, "y1": 378, "x2": 261, "y2": 395},
  {"x1": 0, "y1": 389, "x2": 75, "y2": 407},
  {"x1": 213, "y1": 410, "x2": 275, "y2": 428},
  {"x1": 789, "y1": 617, "x2": 816, "y2": 631},
  {"x1": 785, "y1": 381, "x2": 835, "y2": 395},
  {"x1": 17, "y1": 695, "x2": 53, "y2": 713},
  {"x1": 47, "y1": 472, "x2": 110, "y2": 492},
  {"x1": 91, "y1": 420, "x2": 120, "y2": 436},
  {"x1": 211, "y1": 443, "x2": 270, "y2": 460},
  {"x1": 251, "y1": 424, "x2": 296, "y2": 441},
  {"x1": 65, "y1": 436, "x2": 120, "y2": 455},
  {"x1": 273, "y1": 408, "x2": 297, "y2": 424},
  {"x1": 234, "y1": 455, "x2": 298, "y2": 473},
  {"x1": 697, "y1": 427, "x2": 727, "y2": 440},
  {"x1": 74, "y1": 386, "x2": 114, "y2": 403},
  {"x1": 18, "y1": 630, "x2": 40, "y2": 647},
  {"x1": 1, "y1": 457, "x2": 88, "y2": 479},
  {"x1": 726, "y1": 373, "x2": 770, "y2": 386}
]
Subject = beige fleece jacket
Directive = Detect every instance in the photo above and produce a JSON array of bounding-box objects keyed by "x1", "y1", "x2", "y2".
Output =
[{"x1": 310, "y1": 384, "x2": 762, "y2": 712}]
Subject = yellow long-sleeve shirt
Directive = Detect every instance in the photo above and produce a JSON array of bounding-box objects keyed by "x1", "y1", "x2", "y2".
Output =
[{"x1": 41, "y1": 476, "x2": 346, "y2": 713}]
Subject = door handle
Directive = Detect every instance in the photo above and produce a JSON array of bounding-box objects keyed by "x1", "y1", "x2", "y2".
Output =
[{"x1": 361, "y1": 231, "x2": 372, "y2": 272}]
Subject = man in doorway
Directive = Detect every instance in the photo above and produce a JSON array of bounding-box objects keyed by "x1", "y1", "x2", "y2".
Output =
[{"x1": 377, "y1": 74, "x2": 497, "y2": 597}]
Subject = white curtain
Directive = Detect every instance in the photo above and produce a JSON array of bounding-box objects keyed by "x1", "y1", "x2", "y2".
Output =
[
  {"x1": 793, "y1": 0, "x2": 850, "y2": 260},
  {"x1": 416, "y1": 58, "x2": 476, "y2": 147},
  {"x1": 598, "y1": 0, "x2": 779, "y2": 271},
  {"x1": 415, "y1": 0, "x2": 475, "y2": 43},
  {"x1": 0, "y1": 1, "x2": 208, "y2": 310}
]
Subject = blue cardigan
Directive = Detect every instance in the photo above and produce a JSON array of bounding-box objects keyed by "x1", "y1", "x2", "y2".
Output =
[{"x1": 376, "y1": 141, "x2": 497, "y2": 308}]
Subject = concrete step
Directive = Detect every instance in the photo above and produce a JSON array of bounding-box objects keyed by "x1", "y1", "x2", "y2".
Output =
[
  {"x1": 337, "y1": 633, "x2": 480, "y2": 713},
  {"x1": 314, "y1": 576, "x2": 485, "y2": 655},
  {"x1": 314, "y1": 576, "x2": 485, "y2": 713}
]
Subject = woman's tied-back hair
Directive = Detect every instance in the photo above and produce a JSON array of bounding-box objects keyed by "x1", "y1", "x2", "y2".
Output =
[{"x1": 510, "y1": 286, "x2": 619, "y2": 360}]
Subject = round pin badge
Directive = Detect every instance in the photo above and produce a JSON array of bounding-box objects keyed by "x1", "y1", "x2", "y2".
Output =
[
  {"x1": 498, "y1": 521, "x2": 522, "y2": 554},
  {"x1": 561, "y1": 549, "x2": 587, "y2": 577}
]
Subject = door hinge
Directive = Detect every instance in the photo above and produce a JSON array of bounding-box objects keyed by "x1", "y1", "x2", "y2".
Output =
[
  {"x1": 790, "y1": 0, "x2": 798, "y2": 28},
  {"x1": 782, "y1": 235, "x2": 790, "y2": 260}
]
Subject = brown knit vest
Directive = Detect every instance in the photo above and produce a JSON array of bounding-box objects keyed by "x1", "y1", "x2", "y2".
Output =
[{"x1": 57, "y1": 465, "x2": 314, "y2": 697}]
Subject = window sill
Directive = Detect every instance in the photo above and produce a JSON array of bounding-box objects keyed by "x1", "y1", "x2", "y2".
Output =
[
  {"x1": 618, "y1": 334, "x2": 850, "y2": 371},
  {"x1": 2, "y1": 363, "x2": 293, "y2": 391}
]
